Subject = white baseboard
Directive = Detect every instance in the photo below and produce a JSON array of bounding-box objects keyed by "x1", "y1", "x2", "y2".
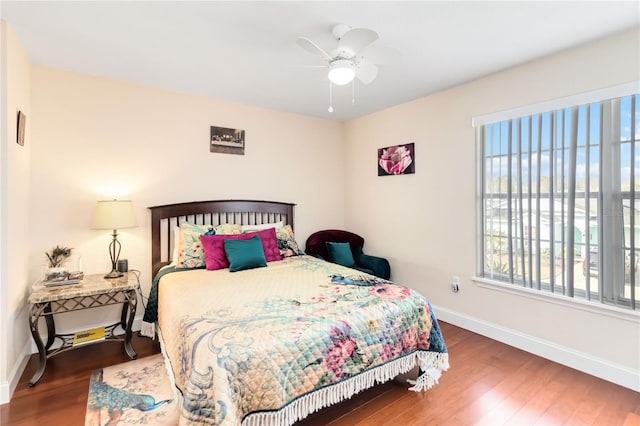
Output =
[
  {"x1": 1, "y1": 338, "x2": 32, "y2": 404},
  {"x1": 0, "y1": 382, "x2": 8, "y2": 405},
  {"x1": 433, "y1": 304, "x2": 640, "y2": 392},
  {"x1": 1, "y1": 316, "x2": 145, "y2": 405}
]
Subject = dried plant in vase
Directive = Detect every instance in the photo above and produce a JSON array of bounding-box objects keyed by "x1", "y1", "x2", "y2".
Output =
[{"x1": 45, "y1": 245, "x2": 72, "y2": 281}]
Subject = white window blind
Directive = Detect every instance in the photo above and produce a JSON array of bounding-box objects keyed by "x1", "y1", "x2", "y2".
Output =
[{"x1": 478, "y1": 92, "x2": 639, "y2": 311}]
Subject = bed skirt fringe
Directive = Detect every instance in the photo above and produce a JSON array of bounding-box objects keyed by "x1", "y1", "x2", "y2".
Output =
[
  {"x1": 242, "y1": 350, "x2": 449, "y2": 426},
  {"x1": 140, "y1": 320, "x2": 156, "y2": 339},
  {"x1": 156, "y1": 326, "x2": 181, "y2": 405},
  {"x1": 407, "y1": 352, "x2": 450, "y2": 392}
]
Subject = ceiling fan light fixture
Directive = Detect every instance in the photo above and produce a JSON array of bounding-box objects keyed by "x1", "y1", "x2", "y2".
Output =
[{"x1": 328, "y1": 59, "x2": 355, "y2": 85}]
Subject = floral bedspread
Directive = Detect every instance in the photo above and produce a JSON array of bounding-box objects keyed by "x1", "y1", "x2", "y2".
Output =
[{"x1": 147, "y1": 255, "x2": 448, "y2": 425}]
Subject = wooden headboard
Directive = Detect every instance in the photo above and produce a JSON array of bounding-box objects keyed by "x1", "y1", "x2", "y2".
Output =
[{"x1": 149, "y1": 200, "x2": 295, "y2": 276}]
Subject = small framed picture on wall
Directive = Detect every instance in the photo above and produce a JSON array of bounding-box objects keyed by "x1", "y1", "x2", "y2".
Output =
[
  {"x1": 17, "y1": 110, "x2": 26, "y2": 146},
  {"x1": 210, "y1": 126, "x2": 245, "y2": 155},
  {"x1": 378, "y1": 142, "x2": 415, "y2": 176}
]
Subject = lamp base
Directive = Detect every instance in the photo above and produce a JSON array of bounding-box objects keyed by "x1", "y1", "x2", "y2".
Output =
[{"x1": 104, "y1": 269, "x2": 124, "y2": 279}]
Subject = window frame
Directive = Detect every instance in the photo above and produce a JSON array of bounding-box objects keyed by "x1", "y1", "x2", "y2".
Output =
[{"x1": 473, "y1": 82, "x2": 640, "y2": 320}]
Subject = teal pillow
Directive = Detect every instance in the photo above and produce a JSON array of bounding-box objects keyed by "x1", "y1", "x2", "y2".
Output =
[
  {"x1": 326, "y1": 241, "x2": 355, "y2": 268},
  {"x1": 224, "y1": 236, "x2": 267, "y2": 272}
]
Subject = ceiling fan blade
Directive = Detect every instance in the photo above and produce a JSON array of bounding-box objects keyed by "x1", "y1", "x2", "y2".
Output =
[
  {"x1": 296, "y1": 37, "x2": 332, "y2": 62},
  {"x1": 356, "y1": 61, "x2": 378, "y2": 85},
  {"x1": 337, "y1": 28, "x2": 378, "y2": 57},
  {"x1": 361, "y1": 45, "x2": 402, "y2": 65}
]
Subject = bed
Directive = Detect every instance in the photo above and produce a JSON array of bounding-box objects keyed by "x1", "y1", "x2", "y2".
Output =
[{"x1": 141, "y1": 200, "x2": 448, "y2": 425}]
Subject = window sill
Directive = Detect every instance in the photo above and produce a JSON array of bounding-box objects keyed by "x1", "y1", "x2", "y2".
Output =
[{"x1": 472, "y1": 276, "x2": 640, "y2": 323}]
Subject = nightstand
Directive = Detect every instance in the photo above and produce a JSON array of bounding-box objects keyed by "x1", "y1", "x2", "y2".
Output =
[{"x1": 27, "y1": 272, "x2": 139, "y2": 386}]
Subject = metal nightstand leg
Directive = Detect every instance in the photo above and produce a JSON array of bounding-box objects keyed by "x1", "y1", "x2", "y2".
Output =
[
  {"x1": 28, "y1": 303, "x2": 48, "y2": 387},
  {"x1": 123, "y1": 289, "x2": 138, "y2": 360},
  {"x1": 44, "y1": 303, "x2": 55, "y2": 350}
]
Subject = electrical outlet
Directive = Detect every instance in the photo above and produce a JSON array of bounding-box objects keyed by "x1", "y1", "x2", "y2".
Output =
[{"x1": 451, "y1": 276, "x2": 460, "y2": 293}]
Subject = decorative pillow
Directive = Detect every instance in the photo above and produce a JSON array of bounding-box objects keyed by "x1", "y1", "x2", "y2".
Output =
[
  {"x1": 276, "y1": 225, "x2": 304, "y2": 258},
  {"x1": 224, "y1": 236, "x2": 267, "y2": 272},
  {"x1": 176, "y1": 223, "x2": 216, "y2": 269},
  {"x1": 241, "y1": 221, "x2": 284, "y2": 233},
  {"x1": 326, "y1": 241, "x2": 355, "y2": 267},
  {"x1": 171, "y1": 226, "x2": 180, "y2": 265},
  {"x1": 253, "y1": 227, "x2": 282, "y2": 262},
  {"x1": 214, "y1": 223, "x2": 243, "y2": 235},
  {"x1": 201, "y1": 228, "x2": 281, "y2": 271}
]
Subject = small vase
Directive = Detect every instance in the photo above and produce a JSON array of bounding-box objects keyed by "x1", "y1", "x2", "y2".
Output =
[{"x1": 46, "y1": 267, "x2": 69, "y2": 282}]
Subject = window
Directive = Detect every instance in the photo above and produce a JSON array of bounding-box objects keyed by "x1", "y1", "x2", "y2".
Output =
[{"x1": 477, "y1": 91, "x2": 639, "y2": 311}]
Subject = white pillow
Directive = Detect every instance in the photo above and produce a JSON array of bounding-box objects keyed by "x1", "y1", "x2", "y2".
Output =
[
  {"x1": 241, "y1": 221, "x2": 284, "y2": 233},
  {"x1": 171, "y1": 226, "x2": 180, "y2": 265}
]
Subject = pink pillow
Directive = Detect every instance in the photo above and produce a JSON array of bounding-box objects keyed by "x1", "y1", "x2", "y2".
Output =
[
  {"x1": 247, "y1": 228, "x2": 281, "y2": 263},
  {"x1": 201, "y1": 228, "x2": 282, "y2": 270}
]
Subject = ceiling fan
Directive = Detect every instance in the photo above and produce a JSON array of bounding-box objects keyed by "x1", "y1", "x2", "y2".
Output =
[{"x1": 296, "y1": 24, "x2": 380, "y2": 87}]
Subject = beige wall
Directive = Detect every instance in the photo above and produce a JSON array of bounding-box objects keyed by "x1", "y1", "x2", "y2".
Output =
[
  {"x1": 26, "y1": 67, "x2": 345, "y2": 333},
  {"x1": 344, "y1": 28, "x2": 640, "y2": 385},
  {"x1": 0, "y1": 20, "x2": 32, "y2": 402}
]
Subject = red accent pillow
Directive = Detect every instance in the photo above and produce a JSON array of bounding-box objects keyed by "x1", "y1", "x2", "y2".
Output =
[{"x1": 201, "y1": 228, "x2": 282, "y2": 270}]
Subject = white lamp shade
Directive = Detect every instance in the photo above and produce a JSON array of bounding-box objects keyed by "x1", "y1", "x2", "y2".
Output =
[
  {"x1": 91, "y1": 200, "x2": 138, "y2": 230},
  {"x1": 328, "y1": 60, "x2": 355, "y2": 86}
]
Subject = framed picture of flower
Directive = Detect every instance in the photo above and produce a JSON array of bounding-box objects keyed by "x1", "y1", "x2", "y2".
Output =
[{"x1": 378, "y1": 143, "x2": 415, "y2": 176}]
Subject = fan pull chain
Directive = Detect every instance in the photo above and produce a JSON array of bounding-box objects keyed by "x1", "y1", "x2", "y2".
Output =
[
  {"x1": 328, "y1": 81, "x2": 334, "y2": 113},
  {"x1": 352, "y1": 80, "x2": 356, "y2": 105}
]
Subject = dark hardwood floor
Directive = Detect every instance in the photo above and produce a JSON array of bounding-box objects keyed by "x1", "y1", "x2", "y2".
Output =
[{"x1": 1, "y1": 322, "x2": 638, "y2": 425}]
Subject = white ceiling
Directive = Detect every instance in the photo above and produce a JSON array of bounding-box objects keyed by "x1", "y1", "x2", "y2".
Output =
[{"x1": 2, "y1": 1, "x2": 638, "y2": 122}]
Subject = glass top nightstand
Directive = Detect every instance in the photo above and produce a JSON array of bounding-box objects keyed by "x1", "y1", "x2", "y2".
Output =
[{"x1": 28, "y1": 272, "x2": 139, "y2": 386}]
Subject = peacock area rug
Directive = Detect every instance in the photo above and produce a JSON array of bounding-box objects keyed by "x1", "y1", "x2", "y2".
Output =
[{"x1": 85, "y1": 354, "x2": 179, "y2": 426}]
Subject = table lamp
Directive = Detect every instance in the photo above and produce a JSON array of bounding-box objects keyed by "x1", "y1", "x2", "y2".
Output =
[{"x1": 91, "y1": 199, "x2": 138, "y2": 278}]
